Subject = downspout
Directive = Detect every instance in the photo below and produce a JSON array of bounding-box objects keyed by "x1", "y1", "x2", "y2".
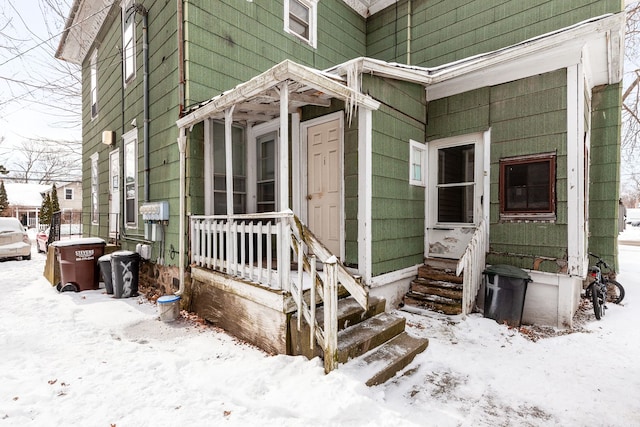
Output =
[
  {"x1": 406, "y1": 0, "x2": 412, "y2": 65},
  {"x1": 177, "y1": 0, "x2": 185, "y2": 116},
  {"x1": 129, "y1": 3, "x2": 150, "y2": 202},
  {"x1": 176, "y1": 127, "x2": 187, "y2": 296}
]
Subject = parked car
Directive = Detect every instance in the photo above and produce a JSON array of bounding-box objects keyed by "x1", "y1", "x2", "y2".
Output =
[
  {"x1": 36, "y1": 227, "x2": 49, "y2": 253},
  {"x1": 626, "y1": 208, "x2": 640, "y2": 227},
  {"x1": 0, "y1": 217, "x2": 31, "y2": 261}
]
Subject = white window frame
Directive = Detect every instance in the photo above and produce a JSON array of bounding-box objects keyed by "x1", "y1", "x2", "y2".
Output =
[
  {"x1": 121, "y1": 0, "x2": 136, "y2": 85},
  {"x1": 90, "y1": 49, "x2": 98, "y2": 118},
  {"x1": 90, "y1": 152, "x2": 99, "y2": 224},
  {"x1": 123, "y1": 129, "x2": 138, "y2": 228},
  {"x1": 409, "y1": 139, "x2": 427, "y2": 187},
  {"x1": 249, "y1": 120, "x2": 280, "y2": 213},
  {"x1": 65, "y1": 188, "x2": 74, "y2": 200},
  {"x1": 284, "y1": 0, "x2": 318, "y2": 48}
]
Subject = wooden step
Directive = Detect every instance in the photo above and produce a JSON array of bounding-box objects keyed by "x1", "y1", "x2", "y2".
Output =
[
  {"x1": 403, "y1": 294, "x2": 463, "y2": 315},
  {"x1": 342, "y1": 332, "x2": 429, "y2": 386},
  {"x1": 410, "y1": 278, "x2": 463, "y2": 300},
  {"x1": 418, "y1": 265, "x2": 463, "y2": 284},
  {"x1": 289, "y1": 296, "x2": 386, "y2": 358},
  {"x1": 336, "y1": 312, "x2": 406, "y2": 364}
]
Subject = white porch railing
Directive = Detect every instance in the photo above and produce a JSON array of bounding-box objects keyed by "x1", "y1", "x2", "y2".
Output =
[
  {"x1": 190, "y1": 212, "x2": 293, "y2": 290},
  {"x1": 190, "y1": 212, "x2": 368, "y2": 373},
  {"x1": 456, "y1": 219, "x2": 488, "y2": 316}
]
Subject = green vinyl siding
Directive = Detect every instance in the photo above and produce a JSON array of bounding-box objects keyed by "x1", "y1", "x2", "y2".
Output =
[
  {"x1": 184, "y1": 0, "x2": 365, "y2": 107},
  {"x1": 365, "y1": 75, "x2": 427, "y2": 276},
  {"x1": 368, "y1": 0, "x2": 622, "y2": 67},
  {"x1": 427, "y1": 70, "x2": 570, "y2": 273},
  {"x1": 81, "y1": 1, "x2": 183, "y2": 258},
  {"x1": 589, "y1": 83, "x2": 622, "y2": 270}
]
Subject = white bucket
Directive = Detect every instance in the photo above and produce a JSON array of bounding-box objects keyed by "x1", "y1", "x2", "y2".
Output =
[{"x1": 157, "y1": 295, "x2": 181, "y2": 322}]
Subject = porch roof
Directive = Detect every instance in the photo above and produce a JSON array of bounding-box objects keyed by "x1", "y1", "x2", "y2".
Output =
[{"x1": 176, "y1": 59, "x2": 380, "y2": 130}]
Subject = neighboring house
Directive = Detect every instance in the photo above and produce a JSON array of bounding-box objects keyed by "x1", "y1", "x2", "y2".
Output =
[
  {"x1": 40, "y1": 182, "x2": 83, "y2": 221},
  {"x1": 4, "y1": 183, "x2": 49, "y2": 228},
  {"x1": 56, "y1": 0, "x2": 626, "y2": 374}
]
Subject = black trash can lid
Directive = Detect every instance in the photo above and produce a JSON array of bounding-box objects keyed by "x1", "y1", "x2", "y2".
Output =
[{"x1": 483, "y1": 264, "x2": 531, "y2": 280}]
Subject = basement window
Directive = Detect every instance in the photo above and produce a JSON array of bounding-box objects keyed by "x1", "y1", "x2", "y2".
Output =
[
  {"x1": 500, "y1": 153, "x2": 556, "y2": 221},
  {"x1": 284, "y1": 0, "x2": 317, "y2": 48}
]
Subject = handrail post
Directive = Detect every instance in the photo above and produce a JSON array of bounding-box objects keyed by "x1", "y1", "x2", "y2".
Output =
[{"x1": 323, "y1": 256, "x2": 338, "y2": 374}]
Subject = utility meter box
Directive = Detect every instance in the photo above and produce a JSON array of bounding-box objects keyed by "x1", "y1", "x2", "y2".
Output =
[{"x1": 140, "y1": 201, "x2": 169, "y2": 221}]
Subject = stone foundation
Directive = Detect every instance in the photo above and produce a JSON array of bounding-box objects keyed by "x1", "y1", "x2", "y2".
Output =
[{"x1": 138, "y1": 261, "x2": 191, "y2": 310}]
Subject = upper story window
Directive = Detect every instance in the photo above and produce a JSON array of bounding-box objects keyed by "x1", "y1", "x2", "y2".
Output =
[
  {"x1": 499, "y1": 153, "x2": 556, "y2": 221},
  {"x1": 90, "y1": 50, "x2": 98, "y2": 118},
  {"x1": 65, "y1": 188, "x2": 74, "y2": 200},
  {"x1": 122, "y1": 0, "x2": 136, "y2": 84},
  {"x1": 284, "y1": 0, "x2": 317, "y2": 48},
  {"x1": 409, "y1": 139, "x2": 426, "y2": 187}
]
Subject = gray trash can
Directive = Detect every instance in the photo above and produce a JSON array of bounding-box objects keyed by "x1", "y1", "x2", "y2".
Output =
[
  {"x1": 483, "y1": 264, "x2": 531, "y2": 327},
  {"x1": 98, "y1": 254, "x2": 113, "y2": 294},
  {"x1": 111, "y1": 251, "x2": 140, "y2": 298}
]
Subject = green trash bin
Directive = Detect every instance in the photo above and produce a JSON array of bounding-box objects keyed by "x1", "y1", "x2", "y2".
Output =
[{"x1": 483, "y1": 264, "x2": 531, "y2": 327}]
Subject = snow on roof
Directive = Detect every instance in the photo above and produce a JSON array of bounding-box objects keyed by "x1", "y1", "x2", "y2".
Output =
[{"x1": 4, "y1": 183, "x2": 50, "y2": 207}]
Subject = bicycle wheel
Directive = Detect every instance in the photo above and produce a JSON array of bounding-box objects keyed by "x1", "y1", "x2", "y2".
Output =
[
  {"x1": 591, "y1": 283, "x2": 602, "y2": 320},
  {"x1": 606, "y1": 280, "x2": 625, "y2": 304}
]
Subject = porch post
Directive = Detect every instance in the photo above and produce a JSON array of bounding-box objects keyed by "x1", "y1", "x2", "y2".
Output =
[
  {"x1": 279, "y1": 82, "x2": 290, "y2": 290},
  {"x1": 224, "y1": 107, "x2": 235, "y2": 216},
  {"x1": 279, "y1": 81, "x2": 289, "y2": 210},
  {"x1": 225, "y1": 107, "x2": 235, "y2": 274},
  {"x1": 358, "y1": 107, "x2": 373, "y2": 284}
]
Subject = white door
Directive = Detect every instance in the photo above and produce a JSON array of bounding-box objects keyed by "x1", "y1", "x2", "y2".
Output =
[
  {"x1": 306, "y1": 117, "x2": 342, "y2": 256},
  {"x1": 109, "y1": 150, "x2": 120, "y2": 238},
  {"x1": 427, "y1": 133, "x2": 484, "y2": 259}
]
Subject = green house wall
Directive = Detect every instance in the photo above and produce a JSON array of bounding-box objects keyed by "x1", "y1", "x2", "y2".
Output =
[
  {"x1": 81, "y1": 1, "x2": 183, "y2": 254},
  {"x1": 367, "y1": 0, "x2": 623, "y2": 66},
  {"x1": 183, "y1": 0, "x2": 366, "y2": 107},
  {"x1": 589, "y1": 83, "x2": 623, "y2": 269},
  {"x1": 78, "y1": 0, "x2": 623, "y2": 276},
  {"x1": 427, "y1": 69, "x2": 571, "y2": 273},
  {"x1": 365, "y1": 75, "x2": 427, "y2": 276}
]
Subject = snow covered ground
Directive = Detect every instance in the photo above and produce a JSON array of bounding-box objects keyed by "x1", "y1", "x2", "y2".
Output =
[{"x1": 1, "y1": 229, "x2": 639, "y2": 426}]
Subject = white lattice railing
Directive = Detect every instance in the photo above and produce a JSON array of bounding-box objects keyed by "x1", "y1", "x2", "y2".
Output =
[
  {"x1": 456, "y1": 219, "x2": 488, "y2": 316},
  {"x1": 190, "y1": 212, "x2": 368, "y2": 373}
]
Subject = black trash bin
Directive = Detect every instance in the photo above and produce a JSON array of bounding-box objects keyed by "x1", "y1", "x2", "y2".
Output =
[
  {"x1": 111, "y1": 250, "x2": 140, "y2": 298},
  {"x1": 483, "y1": 264, "x2": 531, "y2": 327},
  {"x1": 98, "y1": 254, "x2": 113, "y2": 294}
]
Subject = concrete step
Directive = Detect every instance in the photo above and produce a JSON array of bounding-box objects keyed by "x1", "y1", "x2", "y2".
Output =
[
  {"x1": 343, "y1": 332, "x2": 429, "y2": 386},
  {"x1": 336, "y1": 312, "x2": 406, "y2": 364},
  {"x1": 289, "y1": 296, "x2": 386, "y2": 358}
]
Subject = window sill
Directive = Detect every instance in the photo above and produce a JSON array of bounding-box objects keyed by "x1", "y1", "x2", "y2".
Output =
[{"x1": 499, "y1": 213, "x2": 556, "y2": 223}]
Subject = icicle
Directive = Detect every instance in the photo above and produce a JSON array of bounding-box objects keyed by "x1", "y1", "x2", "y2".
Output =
[{"x1": 345, "y1": 62, "x2": 361, "y2": 127}]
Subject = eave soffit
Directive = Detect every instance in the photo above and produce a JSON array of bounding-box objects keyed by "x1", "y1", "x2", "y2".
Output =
[{"x1": 55, "y1": 0, "x2": 115, "y2": 64}]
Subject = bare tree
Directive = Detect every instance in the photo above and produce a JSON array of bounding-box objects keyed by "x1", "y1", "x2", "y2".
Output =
[
  {"x1": 5, "y1": 138, "x2": 81, "y2": 184},
  {"x1": 621, "y1": 2, "x2": 640, "y2": 207},
  {"x1": 0, "y1": 1, "x2": 81, "y2": 182}
]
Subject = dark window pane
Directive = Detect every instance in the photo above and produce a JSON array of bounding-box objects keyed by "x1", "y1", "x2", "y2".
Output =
[
  {"x1": 501, "y1": 157, "x2": 553, "y2": 214},
  {"x1": 438, "y1": 186, "x2": 474, "y2": 223},
  {"x1": 438, "y1": 144, "x2": 474, "y2": 185}
]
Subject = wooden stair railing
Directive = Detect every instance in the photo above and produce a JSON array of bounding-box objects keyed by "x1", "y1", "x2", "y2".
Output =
[{"x1": 288, "y1": 214, "x2": 369, "y2": 373}]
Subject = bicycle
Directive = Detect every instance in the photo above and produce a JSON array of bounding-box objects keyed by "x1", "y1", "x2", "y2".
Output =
[{"x1": 585, "y1": 253, "x2": 625, "y2": 320}]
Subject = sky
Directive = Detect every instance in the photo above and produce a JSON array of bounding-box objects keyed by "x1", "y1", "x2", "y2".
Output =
[
  {"x1": 0, "y1": 228, "x2": 639, "y2": 426},
  {"x1": 0, "y1": 1, "x2": 79, "y2": 165}
]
